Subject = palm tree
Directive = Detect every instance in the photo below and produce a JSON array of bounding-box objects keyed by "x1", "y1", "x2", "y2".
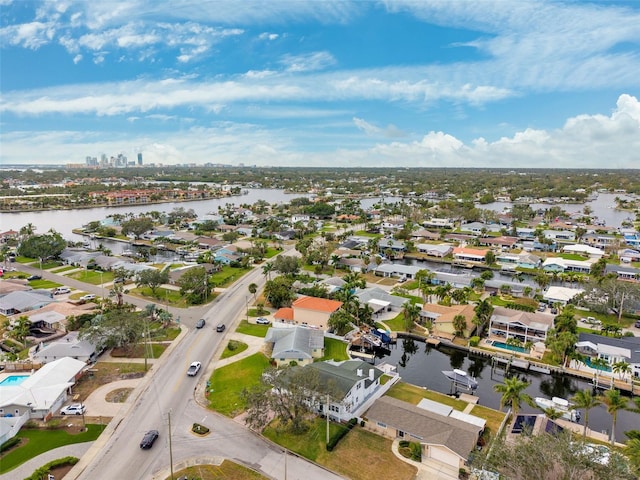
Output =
[
  {"x1": 570, "y1": 389, "x2": 601, "y2": 440},
  {"x1": 599, "y1": 388, "x2": 628, "y2": 446},
  {"x1": 262, "y1": 261, "x2": 274, "y2": 280},
  {"x1": 453, "y1": 314, "x2": 467, "y2": 337},
  {"x1": 494, "y1": 376, "x2": 533, "y2": 417},
  {"x1": 613, "y1": 360, "x2": 631, "y2": 381},
  {"x1": 402, "y1": 302, "x2": 422, "y2": 332},
  {"x1": 248, "y1": 283, "x2": 258, "y2": 301}
]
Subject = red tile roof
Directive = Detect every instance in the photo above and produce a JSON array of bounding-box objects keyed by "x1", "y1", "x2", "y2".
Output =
[
  {"x1": 274, "y1": 307, "x2": 294, "y2": 321},
  {"x1": 293, "y1": 296, "x2": 343, "y2": 313}
]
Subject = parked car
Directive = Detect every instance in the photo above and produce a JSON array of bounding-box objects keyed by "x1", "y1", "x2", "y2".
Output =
[
  {"x1": 187, "y1": 361, "x2": 201, "y2": 376},
  {"x1": 195, "y1": 318, "x2": 206, "y2": 329},
  {"x1": 27, "y1": 275, "x2": 42, "y2": 281},
  {"x1": 635, "y1": 320, "x2": 640, "y2": 329},
  {"x1": 537, "y1": 304, "x2": 546, "y2": 312},
  {"x1": 216, "y1": 323, "x2": 226, "y2": 332},
  {"x1": 140, "y1": 430, "x2": 159, "y2": 449},
  {"x1": 584, "y1": 316, "x2": 602, "y2": 326},
  {"x1": 80, "y1": 294, "x2": 96, "y2": 301},
  {"x1": 53, "y1": 286, "x2": 71, "y2": 295},
  {"x1": 60, "y1": 403, "x2": 86, "y2": 415},
  {"x1": 256, "y1": 317, "x2": 270, "y2": 325}
]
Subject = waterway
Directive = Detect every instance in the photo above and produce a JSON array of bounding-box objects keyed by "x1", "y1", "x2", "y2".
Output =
[{"x1": 376, "y1": 338, "x2": 640, "y2": 442}]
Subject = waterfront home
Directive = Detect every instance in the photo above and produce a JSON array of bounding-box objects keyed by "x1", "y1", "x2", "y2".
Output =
[
  {"x1": 422, "y1": 303, "x2": 476, "y2": 340},
  {"x1": 196, "y1": 236, "x2": 224, "y2": 250},
  {"x1": 543, "y1": 229, "x2": 576, "y2": 242},
  {"x1": 623, "y1": 232, "x2": 640, "y2": 248},
  {"x1": 32, "y1": 331, "x2": 99, "y2": 365},
  {"x1": 562, "y1": 244, "x2": 605, "y2": 258},
  {"x1": 583, "y1": 232, "x2": 619, "y2": 250},
  {"x1": 604, "y1": 264, "x2": 640, "y2": 282},
  {"x1": 355, "y1": 286, "x2": 409, "y2": 314},
  {"x1": 424, "y1": 218, "x2": 454, "y2": 229},
  {"x1": 488, "y1": 306, "x2": 554, "y2": 344},
  {"x1": 542, "y1": 256, "x2": 595, "y2": 273},
  {"x1": 273, "y1": 296, "x2": 343, "y2": 331},
  {"x1": 542, "y1": 286, "x2": 584, "y2": 305},
  {"x1": 365, "y1": 396, "x2": 483, "y2": 477},
  {"x1": 377, "y1": 238, "x2": 406, "y2": 253},
  {"x1": 516, "y1": 227, "x2": 536, "y2": 239},
  {"x1": 416, "y1": 243, "x2": 452, "y2": 257},
  {"x1": 373, "y1": 263, "x2": 422, "y2": 280},
  {"x1": 306, "y1": 360, "x2": 387, "y2": 422},
  {"x1": 459, "y1": 222, "x2": 502, "y2": 235},
  {"x1": 264, "y1": 326, "x2": 325, "y2": 367},
  {"x1": 411, "y1": 229, "x2": 441, "y2": 241},
  {"x1": 336, "y1": 256, "x2": 369, "y2": 273},
  {"x1": 477, "y1": 236, "x2": 519, "y2": 250},
  {"x1": 495, "y1": 252, "x2": 541, "y2": 270},
  {"x1": 0, "y1": 229, "x2": 19, "y2": 243},
  {"x1": 575, "y1": 332, "x2": 640, "y2": 378},
  {"x1": 452, "y1": 247, "x2": 488, "y2": 264},
  {"x1": 432, "y1": 270, "x2": 473, "y2": 289}
]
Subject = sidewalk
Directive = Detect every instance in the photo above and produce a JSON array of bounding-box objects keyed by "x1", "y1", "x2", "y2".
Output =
[
  {"x1": 0, "y1": 442, "x2": 94, "y2": 480},
  {"x1": 82, "y1": 378, "x2": 142, "y2": 417},
  {"x1": 215, "y1": 332, "x2": 266, "y2": 368}
]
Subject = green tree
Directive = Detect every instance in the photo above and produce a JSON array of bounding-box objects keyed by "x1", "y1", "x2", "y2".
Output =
[
  {"x1": 263, "y1": 276, "x2": 296, "y2": 309},
  {"x1": 136, "y1": 268, "x2": 169, "y2": 297},
  {"x1": 262, "y1": 261, "x2": 274, "y2": 280},
  {"x1": 402, "y1": 302, "x2": 421, "y2": 332},
  {"x1": 494, "y1": 376, "x2": 533, "y2": 417},
  {"x1": 570, "y1": 388, "x2": 602, "y2": 441},
  {"x1": 484, "y1": 250, "x2": 496, "y2": 265},
  {"x1": 452, "y1": 314, "x2": 467, "y2": 337},
  {"x1": 9, "y1": 315, "x2": 32, "y2": 345},
  {"x1": 178, "y1": 266, "x2": 209, "y2": 305},
  {"x1": 80, "y1": 307, "x2": 144, "y2": 353},
  {"x1": 328, "y1": 309, "x2": 353, "y2": 336},
  {"x1": 273, "y1": 255, "x2": 300, "y2": 276},
  {"x1": 248, "y1": 283, "x2": 258, "y2": 301},
  {"x1": 599, "y1": 389, "x2": 629, "y2": 446},
  {"x1": 17, "y1": 231, "x2": 66, "y2": 261},
  {"x1": 120, "y1": 216, "x2": 154, "y2": 239}
]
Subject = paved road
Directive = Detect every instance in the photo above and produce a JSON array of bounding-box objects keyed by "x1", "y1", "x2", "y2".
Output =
[{"x1": 13, "y1": 258, "x2": 342, "y2": 480}]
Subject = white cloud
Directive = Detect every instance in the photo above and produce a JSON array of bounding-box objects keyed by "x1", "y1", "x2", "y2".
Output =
[
  {"x1": 72, "y1": 54, "x2": 82, "y2": 64},
  {"x1": 353, "y1": 117, "x2": 406, "y2": 138},
  {"x1": 258, "y1": 32, "x2": 279, "y2": 41},
  {"x1": 280, "y1": 51, "x2": 336, "y2": 72}
]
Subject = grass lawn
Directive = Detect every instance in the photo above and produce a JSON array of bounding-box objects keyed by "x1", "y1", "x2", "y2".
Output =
[
  {"x1": 110, "y1": 343, "x2": 168, "y2": 359},
  {"x1": 386, "y1": 382, "x2": 468, "y2": 411},
  {"x1": 40, "y1": 260, "x2": 63, "y2": 269},
  {"x1": 149, "y1": 327, "x2": 181, "y2": 341},
  {"x1": 382, "y1": 313, "x2": 407, "y2": 332},
  {"x1": 208, "y1": 353, "x2": 271, "y2": 417},
  {"x1": 50, "y1": 265, "x2": 76, "y2": 273},
  {"x1": 221, "y1": 340, "x2": 249, "y2": 359},
  {"x1": 72, "y1": 362, "x2": 147, "y2": 400},
  {"x1": 469, "y1": 404, "x2": 506, "y2": 435},
  {"x1": 68, "y1": 269, "x2": 113, "y2": 285},
  {"x1": 236, "y1": 320, "x2": 269, "y2": 338},
  {"x1": 129, "y1": 286, "x2": 191, "y2": 308},
  {"x1": 210, "y1": 266, "x2": 252, "y2": 288},
  {"x1": 317, "y1": 337, "x2": 349, "y2": 362},
  {"x1": 28, "y1": 279, "x2": 58, "y2": 289},
  {"x1": 263, "y1": 419, "x2": 416, "y2": 480},
  {"x1": 171, "y1": 460, "x2": 267, "y2": 480},
  {"x1": 0, "y1": 425, "x2": 104, "y2": 474},
  {"x1": 264, "y1": 247, "x2": 281, "y2": 259}
]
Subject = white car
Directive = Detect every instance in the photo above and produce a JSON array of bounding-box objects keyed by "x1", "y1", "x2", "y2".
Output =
[
  {"x1": 60, "y1": 403, "x2": 86, "y2": 415},
  {"x1": 80, "y1": 294, "x2": 96, "y2": 301},
  {"x1": 187, "y1": 361, "x2": 201, "y2": 376}
]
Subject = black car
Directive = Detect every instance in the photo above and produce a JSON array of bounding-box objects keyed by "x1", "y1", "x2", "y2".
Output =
[
  {"x1": 216, "y1": 323, "x2": 226, "y2": 332},
  {"x1": 195, "y1": 318, "x2": 206, "y2": 329},
  {"x1": 27, "y1": 275, "x2": 42, "y2": 281},
  {"x1": 140, "y1": 430, "x2": 159, "y2": 449}
]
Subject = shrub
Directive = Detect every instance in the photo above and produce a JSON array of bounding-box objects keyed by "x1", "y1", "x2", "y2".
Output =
[
  {"x1": 326, "y1": 418, "x2": 357, "y2": 451},
  {"x1": 469, "y1": 336, "x2": 481, "y2": 347},
  {"x1": 0, "y1": 436, "x2": 21, "y2": 453},
  {"x1": 227, "y1": 340, "x2": 239, "y2": 351},
  {"x1": 192, "y1": 423, "x2": 210, "y2": 435},
  {"x1": 398, "y1": 440, "x2": 410, "y2": 448},
  {"x1": 24, "y1": 456, "x2": 78, "y2": 480},
  {"x1": 409, "y1": 441, "x2": 421, "y2": 461}
]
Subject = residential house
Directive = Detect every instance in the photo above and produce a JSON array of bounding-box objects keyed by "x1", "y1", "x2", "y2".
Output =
[
  {"x1": 452, "y1": 247, "x2": 488, "y2": 264},
  {"x1": 515, "y1": 227, "x2": 536, "y2": 240},
  {"x1": 495, "y1": 252, "x2": 541, "y2": 270},
  {"x1": 365, "y1": 396, "x2": 483, "y2": 476},
  {"x1": 582, "y1": 233, "x2": 619, "y2": 250},
  {"x1": 32, "y1": 332, "x2": 99, "y2": 364},
  {"x1": 377, "y1": 238, "x2": 406, "y2": 254},
  {"x1": 542, "y1": 286, "x2": 584, "y2": 305},
  {"x1": 411, "y1": 229, "x2": 441, "y2": 242},
  {"x1": 0, "y1": 230, "x2": 19, "y2": 243},
  {"x1": 264, "y1": 326, "x2": 325, "y2": 367},
  {"x1": 355, "y1": 287, "x2": 409, "y2": 314},
  {"x1": 319, "y1": 277, "x2": 346, "y2": 295},
  {"x1": 273, "y1": 296, "x2": 343, "y2": 331},
  {"x1": 0, "y1": 290, "x2": 53, "y2": 316},
  {"x1": 424, "y1": 218, "x2": 454, "y2": 229},
  {"x1": 488, "y1": 306, "x2": 554, "y2": 344},
  {"x1": 477, "y1": 236, "x2": 519, "y2": 250},
  {"x1": 291, "y1": 214, "x2": 310, "y2": 223},
  {"x1": 422, "y1": 303, "x2": 477, "y2": 340},
  {"x1": 460, "y1": 222, "x2": 502, "y2": 235},
  {"x1": 381, "y1": 218, "x2": 406, "y2": 231},
  {"x1": 604, "y1": 264, "x2": 640, "y2": 282},
  {"x1": 373, "y1": 263, "x2": 422, "y2": 280},
  {"x1": 432, "y1": 270, "x2": 473, "y2": 289},
  {"x1": 306, "y1": 360, "x2": 389, "y2": 422},
  {"x1": 337, "y1": 257, "x2": 368, "y2": 273},
  {"x1": 416, "y1": 244, "x2": 452, "y2": 257},
  {"x1": 562, "y1": 244, "x2": 605, "y2": 258},
  {"x1": 196, "y1": 236, "x2": 224, "y2": 251},
  {"x1": 542, "y1": 257, "x2": 595, "y2": 274},
  {"x1": 575, "y1": 333, "x2": 640, "y2": 378},
  {"x1": 0, "y1": 357, "x2": 87, "y2": 443},
  {"x1": 543, "y1": 229, "x2": 575, "y2": 242}
]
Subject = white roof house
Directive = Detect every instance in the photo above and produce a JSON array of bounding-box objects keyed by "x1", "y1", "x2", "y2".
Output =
[
  {"x1": 0, "y1": 357, "x2": 86, "y2": 421},
  {"x1": 32, "y1": 331, "x2": 99, "y2": 364},
  {"x1": 543, "y1": 286, "x2": 584, "y2": 305},
  {"x1": 562, "y1": 244, "x2": 605, "y2": 258}
]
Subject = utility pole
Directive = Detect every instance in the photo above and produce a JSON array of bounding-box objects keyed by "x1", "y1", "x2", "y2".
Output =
[
  {"x1": 326, "y1": 394, "x2": 330, "y2": 444},
  {"x1": 168, "y1": 410, "x2": 174, "y2": 480}
]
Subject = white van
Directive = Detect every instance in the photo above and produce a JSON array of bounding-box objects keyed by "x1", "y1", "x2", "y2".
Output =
[{"x1": 53, "y1": 287, "x2": 71, "y2": 295}]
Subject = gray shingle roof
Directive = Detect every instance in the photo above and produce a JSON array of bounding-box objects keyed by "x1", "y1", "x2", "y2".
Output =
[
  {"x1": 306, "y1": 360, "x2": 383, "y2": 396},
  {"x1": 365, "y1": 396, "x2": 481, "y2": 459},
  {"x1": 265, "y1": 326, "x2": 324, "y2": 360}
]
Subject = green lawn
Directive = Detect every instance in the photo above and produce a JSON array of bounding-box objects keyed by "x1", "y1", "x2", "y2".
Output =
[
  {"x1": 221, "y1": 340, "x2": 249, "y2": 359},
  {"x1": 28, "y1": 279, "x2": 58, "y2": 289},
  {"x1": 382, "y1": 313, "x2": 406, "y2": 332},
  {"x1": 317, "y1": 337, "x2": 349, "y2": 362},
  {"x1": 209, "y1": 266, "x2": 252, "y2": 288},
  {"x1": 264, "y1": 247, "x2": 281, "y2": 259},
  {"x1": 149, "y1": 327, "x2": 181, "y2": 341},
  {"x1": 235, "y1": 320, "x2": 269, "y2": 338},
  {"x1": 0, "y1": 425, "x2": 104, "y2": 474},
  {"x1": 208, "y1": 353, "x2": 271, "y2": 417},
  {"x1": 172, "y1": 460, "x2": 267, "y2": 480},
  {"x1": 386, "y1": 382, "x2": 468, "y2": 410},
  {"x1": 49, "y1": 265, "x2": 76, "y2": 273},
  {"x1": 67, "y1": 269, "x2": 113, "y2": 285},
  {"x1": 129, "y1": 286, "x2": 191, "y2": 308},
  {"x1": 263, "y1": 418, "x2": 347, "y2": 461},
  {"x1": 469, "y1": 404, "x2": 506, "y2": 435}
]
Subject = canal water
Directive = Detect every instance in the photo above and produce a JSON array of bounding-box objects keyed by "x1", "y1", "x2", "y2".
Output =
[{"x1": 375, "y1": 338, "x2": 640, "y2": 442}]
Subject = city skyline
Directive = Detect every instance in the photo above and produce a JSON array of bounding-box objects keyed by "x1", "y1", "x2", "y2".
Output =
[{"x1": 1, "y1": 0, "x2": 639, "y2": 168}]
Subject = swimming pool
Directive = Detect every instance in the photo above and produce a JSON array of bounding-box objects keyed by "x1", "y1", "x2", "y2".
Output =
[
  {"x1": 491, "y1": 341, "x2": 530, "y2": 354},
  {"x1": 0, "y1": 375, "x2": 29, "y2": 386}
]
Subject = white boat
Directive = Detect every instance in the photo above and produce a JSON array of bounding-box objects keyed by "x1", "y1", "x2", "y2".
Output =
[
  {"x1": 442, "y1": 369, "x2": 478, "y2": 390},
  {"x1": 534, "y1": 396, "x2": 580, "y2": 422}
]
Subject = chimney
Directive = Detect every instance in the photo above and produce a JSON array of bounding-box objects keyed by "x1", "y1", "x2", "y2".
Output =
[
  {"x1": 356, "y1": 368, "x2": 363, "y2": 377},
  {"x1": 369, "y1": 369, "x2": 374, "y2": 381}
]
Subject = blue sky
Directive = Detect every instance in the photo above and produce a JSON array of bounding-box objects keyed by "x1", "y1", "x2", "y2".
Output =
[{"x1": 1, "y1": 0, "x2": 639, "y2": 168}]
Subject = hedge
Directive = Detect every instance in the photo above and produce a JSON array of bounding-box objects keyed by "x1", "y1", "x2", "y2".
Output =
[
  {"x1": 326, "y1": 418, "x2": 357, "y2": 451},
  {"x1": 24, "y1": 456, "x2": 78, "y2": 480},
  {"x1": 0, "y1": 436, "x2": 21, "y2": 454}
]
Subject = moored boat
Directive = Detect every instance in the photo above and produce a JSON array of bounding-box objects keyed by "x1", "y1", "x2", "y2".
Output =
[
  {"x1": 534, "y1": 396, "x2": 581, "y2": 422},
  {"x1": 442, "y1": 369, "x2": 478, "y2": 390}
]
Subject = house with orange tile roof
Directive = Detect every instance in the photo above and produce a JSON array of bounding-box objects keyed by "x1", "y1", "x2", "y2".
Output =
[
  {"x1": 452, "y1": 247, "x2": 489, "y2": 263},
  {"x1": 273, "y1": 295, "x2": 343, "y2": 331},
  {"x1": 422, "y1": 303, "x2": 477, "y2": 340}
]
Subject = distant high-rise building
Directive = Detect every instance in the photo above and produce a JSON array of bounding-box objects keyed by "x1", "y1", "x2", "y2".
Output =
[{"x1": 137, "y1": 153, "x2": 143, "y2": 166}]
